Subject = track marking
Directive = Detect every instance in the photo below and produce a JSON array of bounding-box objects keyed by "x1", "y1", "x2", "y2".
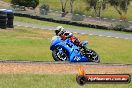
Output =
[
  {"x1": 106, "y1": 36, "x2": 112, "y2": 38},
  {"x1": 81, "y1": 33, "x2": 86, "y2": 35},
  {"x1": 89, "y1": 34, "x2": 93, "y2": 35},
  {"x1": 115, "y1": 37, "x2": 119, "y2": 39},
  {"x1": 98, "y1": 35, "x2": 103, "y2": 36}
]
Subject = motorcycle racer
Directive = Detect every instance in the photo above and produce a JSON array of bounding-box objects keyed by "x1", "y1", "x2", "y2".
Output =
[
  {"x1": 55, "y1": 26, "x2": 81, "y2": 46},
  {"x1": 51, "y1": 26, "x2": 100, "y2": 62}
]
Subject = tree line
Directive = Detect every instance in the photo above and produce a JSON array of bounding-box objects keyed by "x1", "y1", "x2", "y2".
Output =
[
  {"x1": 61, "y1": 0, "x2": 131, "y2": 19},
  {"x1": 11, "y1": 0, "x2": 131, "y2": 19}
]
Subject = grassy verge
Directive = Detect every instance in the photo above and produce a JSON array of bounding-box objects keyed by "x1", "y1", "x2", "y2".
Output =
[
  {"x1": 0, "y1": 27, "x2": 53, "y2": 61},
  {"x1": 14, "y1": 16, "x2": 131, "y2": 34},
  {"x1": 0, "y1": 26, "x2": 132, "y2": 63},
  {"x1": 0, "y1": 74, "x2": 131, "y2": 88}
]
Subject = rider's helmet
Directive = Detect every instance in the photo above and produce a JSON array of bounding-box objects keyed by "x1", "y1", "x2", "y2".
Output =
[{"x1": 55, "y1": 26, "x2": 64, "y2": 36}]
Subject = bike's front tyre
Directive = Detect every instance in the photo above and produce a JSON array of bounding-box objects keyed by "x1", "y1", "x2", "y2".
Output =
[{"x1": 52, "y1": 47, "x2": 68, "y2": 61}]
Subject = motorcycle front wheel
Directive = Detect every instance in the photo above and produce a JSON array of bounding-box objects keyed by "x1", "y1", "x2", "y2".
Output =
[{"x1": 52, "y1": 47, "x2": 68, "y2": 61}]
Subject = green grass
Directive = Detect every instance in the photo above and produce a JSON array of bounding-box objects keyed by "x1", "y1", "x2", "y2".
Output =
[
  {"x1": 14, "y1": 16, "x2": 131, "y2": 34},
  {"x1": 0, "y1": 26, "x2": 132, "y2": 63},
  {"x1": 0, "y1": 74, "x2": 131, "y2": 88},
  {"x1": 0, "y1": 27, "x2": 53, "y2": 61}
]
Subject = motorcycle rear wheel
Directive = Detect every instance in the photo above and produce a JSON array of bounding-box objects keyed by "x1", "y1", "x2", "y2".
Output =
[
  {"x1": 52, "y1": 47, "x2": 68, "y2": 61},
  {"x1": 85, "y1": 49, "x2": 100, "y2": 63}
]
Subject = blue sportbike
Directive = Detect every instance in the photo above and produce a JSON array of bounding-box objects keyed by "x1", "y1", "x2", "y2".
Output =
[{"x1": 50, "y1": 36, "x2": 100, "y2": 63}]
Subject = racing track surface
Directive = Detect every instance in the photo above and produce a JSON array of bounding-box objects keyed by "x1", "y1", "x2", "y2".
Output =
[
  {"x1": 14, "y1": 21, "x2": 132, "y2": 39},
  {"x1": 0, "y1": 60, "x2": 132, "y2": 74}
]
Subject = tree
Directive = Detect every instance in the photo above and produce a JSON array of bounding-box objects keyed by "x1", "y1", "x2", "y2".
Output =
[
  {"x1": 109, "y1": 0, "x2": 131, "y2": 20},
  {"x1": 69, "y1": 0, "x2": 76, "y2": 13},
  {"x1": 11, "y1": 0, "x2": 39, "y2": 9},
  {"x1": 98, "y1": 0, "x2": 107, "y2": 17},
  {"x1": 84, "y1": 0, "x2": 107, "y2": 17},
  {"x1": 60, "y1": 0, "x2": 69, "y2": 17}
]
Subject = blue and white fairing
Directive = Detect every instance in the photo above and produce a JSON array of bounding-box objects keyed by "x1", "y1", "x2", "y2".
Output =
[{"x1": 50, "y1": 36, "x2": 89, "y2": 62}]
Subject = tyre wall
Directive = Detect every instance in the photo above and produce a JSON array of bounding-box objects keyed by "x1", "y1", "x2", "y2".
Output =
[
  {"x1": 0, "y1": 9, "x2": 7, "y2": 29},
  {"x1": 0, "y1": 9, "x2": 14, "y2": 29},
  {"x1": 6, "y1": 10, "x2": 14, "y2": 28}
]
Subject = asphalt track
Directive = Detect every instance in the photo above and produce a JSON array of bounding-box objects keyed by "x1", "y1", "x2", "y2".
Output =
[
  {"x1": 0, "y1": 60, "x2": 132, "y2": 66},
  {"x1": 14, "y1": 21, "x2": 132, "y2": 39}
]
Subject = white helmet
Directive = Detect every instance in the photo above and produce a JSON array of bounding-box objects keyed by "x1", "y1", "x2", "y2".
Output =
[{"x1": 55, "y1": 26, "x2": 64, "y2": 36}]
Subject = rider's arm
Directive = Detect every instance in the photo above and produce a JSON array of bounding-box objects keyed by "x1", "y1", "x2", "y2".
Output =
[{"x1": 64, "y1": 31, "x2": 73, "y2": 38}]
